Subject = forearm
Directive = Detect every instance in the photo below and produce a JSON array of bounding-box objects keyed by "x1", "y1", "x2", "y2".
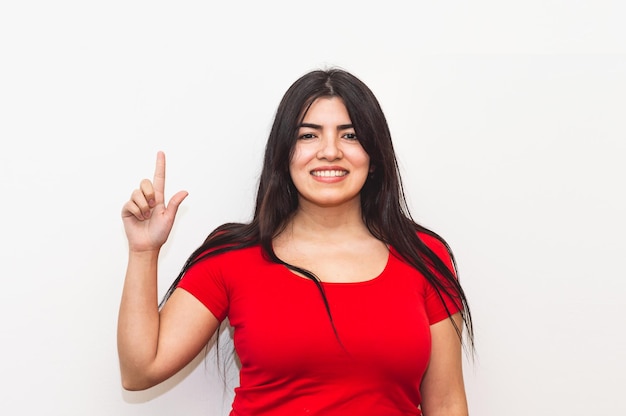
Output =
[{"x1": 117, "y1": 249, "x2": 162, "y2": 388}]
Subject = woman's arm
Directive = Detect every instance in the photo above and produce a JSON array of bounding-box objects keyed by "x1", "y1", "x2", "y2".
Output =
[
  {"x1": 117, "y1": 252, "x2": 221, "y2": 391},
  {"x1": 117, "y1": 152, "x2": 220, "y2": 390},
  {"x1": 420, "y1": 312, "x2": 469, "y2": 416}
]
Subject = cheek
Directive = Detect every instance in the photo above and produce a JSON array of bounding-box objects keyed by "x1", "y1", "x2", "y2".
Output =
[
  {"x1": 288, "y1": 149, "x2": 309, "y2": 184},
  {"x1": 290, "y1": 145, "x2": 316, "y2": 169},
  {"x1": 288, "y1": 152, "x2": 301, "y2": 177},
  {"x1": 350, "y1": 143, "x2": 370, "y2": 166},
  {"x1": 353, "y1": 150, "x2": 370, "y2": 170}
]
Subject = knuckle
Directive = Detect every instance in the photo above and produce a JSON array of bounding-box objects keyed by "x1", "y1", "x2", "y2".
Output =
[{"x1": 131, "y1": 188, "x2": 143, "y2": 199}]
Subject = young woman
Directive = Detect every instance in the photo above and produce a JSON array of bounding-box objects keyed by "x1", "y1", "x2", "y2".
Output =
[{"x1": 118, "y1": 68, "x2": 473, "y2": 415}]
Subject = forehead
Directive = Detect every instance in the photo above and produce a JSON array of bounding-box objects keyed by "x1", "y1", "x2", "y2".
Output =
[{"x1": 301, "y1": 97, "x2": 351, "y2": 123}]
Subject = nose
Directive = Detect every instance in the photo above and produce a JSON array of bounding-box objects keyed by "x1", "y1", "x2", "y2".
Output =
[{"x1": 316, "y1": 135, "x2": 343, "y2": 161}]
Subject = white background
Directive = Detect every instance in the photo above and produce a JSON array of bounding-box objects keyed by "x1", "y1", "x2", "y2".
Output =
[{"x1": 1, "y1": 1, "x2": 624, "y2": 415}]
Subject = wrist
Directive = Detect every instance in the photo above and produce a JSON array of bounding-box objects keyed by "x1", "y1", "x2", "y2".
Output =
[{"x1": 127, "y1": 248, "x2": 161, "y2": 260}]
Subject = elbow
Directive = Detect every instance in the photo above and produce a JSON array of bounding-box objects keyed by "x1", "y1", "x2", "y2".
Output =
[
  {"x1": 121, "y1": 375, "x2": 158, "y2": 391},
  {"x1": 121, "y1": 378, "x2": 147, "y2": 392},
  {"x1": 120, "y1": 366, "x2": 160, "y2": 391},
  {"x1": 420, "y1": 395, "x2": 468, "y2": 416}
]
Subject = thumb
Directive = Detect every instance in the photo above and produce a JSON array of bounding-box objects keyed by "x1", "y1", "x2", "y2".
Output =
[{"x1": 165, "y1": 190, "x2": 189, "y2": 217}]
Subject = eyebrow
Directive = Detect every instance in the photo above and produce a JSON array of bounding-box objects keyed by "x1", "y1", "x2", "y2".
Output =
[{"x1": 298, "y1": 123, "x2": 354, "y2": 130}]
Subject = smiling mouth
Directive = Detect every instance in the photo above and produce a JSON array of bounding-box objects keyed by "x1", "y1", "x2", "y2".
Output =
[{"x1": 311, "y1": 170, "x2": 348, "y2": 178}]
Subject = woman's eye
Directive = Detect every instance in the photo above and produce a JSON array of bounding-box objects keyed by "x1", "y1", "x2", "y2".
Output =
[
  {"x1": 299, "y1": 132, "x2": 316, "y2": 140},
  {"x1": 343, "y1": 132, "x2": 358, "y2": 140}
]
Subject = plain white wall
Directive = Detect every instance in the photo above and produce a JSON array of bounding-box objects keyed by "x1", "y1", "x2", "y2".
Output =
[{"x1": 1, "y1": 1, "x2": 624, "y2": 415}]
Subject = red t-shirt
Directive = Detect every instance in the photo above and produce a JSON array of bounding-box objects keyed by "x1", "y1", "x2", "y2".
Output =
[{"x1": 177, "y1": 233, "x2": 460, "y2": 415}]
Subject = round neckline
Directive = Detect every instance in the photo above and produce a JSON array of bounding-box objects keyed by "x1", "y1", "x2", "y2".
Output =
[{"x1": 278, "y1": 248, "x2": 393, "y2": 287}]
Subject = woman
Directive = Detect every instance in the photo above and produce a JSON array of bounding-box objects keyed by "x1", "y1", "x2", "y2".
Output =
[{"x1": 118, "y1": 68, "x2": 473, "y2": 415}]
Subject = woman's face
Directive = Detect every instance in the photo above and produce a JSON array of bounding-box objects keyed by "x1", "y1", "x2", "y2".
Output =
[{"x1": 289, "y1": 97, "x2": 370, "y2": 210}]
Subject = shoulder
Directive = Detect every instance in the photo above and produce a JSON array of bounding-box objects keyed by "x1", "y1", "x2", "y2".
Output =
[
  {"x1": 189, "y1": 244, "x2": 265, "y2": 271},
  {"x1": 179, "y1": 244, "x2": 267, "y2": 301},
  {"x1": 417, "y1": 231, "x2": 451, "y2": 257},
  {"x1": 416, "y1": 230, "x2": 456, "y2": 275}
]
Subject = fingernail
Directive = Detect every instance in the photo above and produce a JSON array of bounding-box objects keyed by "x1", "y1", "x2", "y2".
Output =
[
  {"x1": 144, "y1": 210, "x2": 151, "y2": 218},
  {"x1": 148, "y1": 199, "x2": 156, "y2": 207}
]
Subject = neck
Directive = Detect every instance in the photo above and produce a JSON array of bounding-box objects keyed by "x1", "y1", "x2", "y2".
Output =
[{"x1": 285, "y1": 198, "x2": 369, "y2": 238}]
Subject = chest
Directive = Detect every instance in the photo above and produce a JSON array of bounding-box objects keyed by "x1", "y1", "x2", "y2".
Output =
[
  {"x1": 225, "y1": 256, "x2": 433, "y2": 385},
  {"x1": 273, "y1": 239, "x2": 390, "y2": 283}
]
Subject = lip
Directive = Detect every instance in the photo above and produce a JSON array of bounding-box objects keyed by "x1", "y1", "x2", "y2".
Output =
[{"x1": 310, "y1": 166, "x2": 349, "y2": 183}]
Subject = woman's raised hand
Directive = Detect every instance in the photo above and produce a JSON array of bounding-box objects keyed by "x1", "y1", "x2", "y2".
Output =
[{"x1": 121, "y1": 151, "x2": 188, "y2": 252}]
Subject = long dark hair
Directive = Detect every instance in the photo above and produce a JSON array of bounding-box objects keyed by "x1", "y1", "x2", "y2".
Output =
[{"x1": 160, "y1": 68, "x2": 474, "y2": 348}]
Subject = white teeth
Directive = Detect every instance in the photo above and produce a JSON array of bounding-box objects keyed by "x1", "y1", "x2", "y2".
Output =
[{"x1": 311, "y1": 170, "x2": 347, "y2": 177}]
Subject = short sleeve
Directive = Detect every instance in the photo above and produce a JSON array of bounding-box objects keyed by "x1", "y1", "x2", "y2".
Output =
[
  {"x1": 420, "y1": 233, "x2": 462, "y2": 325},
  {"x1": 177, "y1": 255, "x2": 229, "y2": 322}
]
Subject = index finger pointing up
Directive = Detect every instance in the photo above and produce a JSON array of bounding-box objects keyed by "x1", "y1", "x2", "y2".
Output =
[{"x1": 153, "y1": 151, "x2": 166, "y2": 204}]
